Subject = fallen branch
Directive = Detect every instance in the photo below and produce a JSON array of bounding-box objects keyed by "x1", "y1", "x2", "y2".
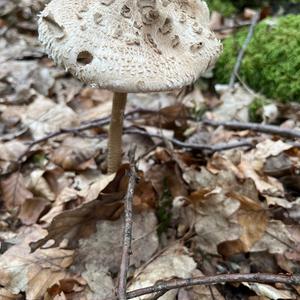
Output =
[
  {"x1": 124, "y1": 128, "x2": 254, "y2": 153},
  {"x1": 203, "y1": 120, "x2": 300, "y2": 139},
  {"x1": 118, "y1": 148, "x2": 137, "y2": 300},
  {"x1": 229, "y1": 10, "x2": 261, "y2": 88},
  {"x1": 127, "y1": 273, "x2": 300, "y2": 299}
]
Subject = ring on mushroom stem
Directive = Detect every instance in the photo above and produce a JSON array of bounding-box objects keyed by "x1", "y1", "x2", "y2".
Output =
[{"x1": 38, "y1": 0, "x2": 222, "y2": 174}]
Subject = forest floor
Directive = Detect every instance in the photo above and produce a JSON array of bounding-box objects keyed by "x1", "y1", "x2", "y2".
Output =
[{"x1": 0, "y1": 1, "x2": 300, "y2": 299}]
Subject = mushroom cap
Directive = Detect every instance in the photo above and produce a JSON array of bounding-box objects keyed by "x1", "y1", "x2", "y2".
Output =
[{"x1": 38, "y1": 0, "x2": 222, "y2": 93}]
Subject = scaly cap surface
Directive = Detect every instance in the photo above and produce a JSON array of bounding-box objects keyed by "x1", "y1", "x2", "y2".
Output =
[{"x1": 38, "y1": 0, "x2": 222, "y2": 92}]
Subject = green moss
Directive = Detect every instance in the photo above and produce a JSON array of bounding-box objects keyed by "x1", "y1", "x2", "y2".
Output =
[
  {"x1": 248, "y1": 97, "x2": 272, "y2": 122},
  {"x1": 206, "y1": 0, "x2": 237, "y2": 17},
  {"x1": 156, "y1": 179, "x2": 173, "y2": 236},
  {"x1": 215, "y1": 15, "x2": 300, "y2": 102},
  {"x1": 206, "y1": 0, "x2": 300, "y2": 16}
]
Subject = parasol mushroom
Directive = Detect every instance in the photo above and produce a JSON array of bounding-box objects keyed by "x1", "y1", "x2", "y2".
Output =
[{"x1": 38, "y1": 0, "x2": 222, "y2": 173}]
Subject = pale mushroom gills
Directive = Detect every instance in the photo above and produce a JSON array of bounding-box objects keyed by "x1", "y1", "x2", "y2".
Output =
[{"x1": 38, "y1": 0, "x2": 222, "y2": 173}]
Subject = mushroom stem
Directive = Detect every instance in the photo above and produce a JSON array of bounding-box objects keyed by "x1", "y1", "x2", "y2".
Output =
[{"x1": 107, "y1": 92, "x2": 127, "y2": 174}]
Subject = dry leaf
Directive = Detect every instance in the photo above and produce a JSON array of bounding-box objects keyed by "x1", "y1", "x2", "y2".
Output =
[
  {"x1": 190, "y1": 188, "x2": 242, "y2": 255},
  {"x1": 0, "y1": 288, "x2": 22, "y2": 300},
  {"x1": 243, "y1": 283, "x2": 296, "y2": 299},
  {"x1": 30, "y1": 165, "x2": 129, "y2": 251},
  {"x1": 78, "y1": 212, "x2": 159, "y2": 300},
  {"x1": 51, "y1": 137, "x2": 101, "y2": 171},
  {"x1": 1, "y1": 172, "x2": 33, "y2": 210},
  {"x1": 19, "y1": 197, "x2": 49, "y2": 225},
  {"x1": 0, "y1": 226, "x2": 74, "y2": 300},
  {"x1": 210, "y1": 86, "x2": 255, "y2": 122},
  {"x1": 128, "y1": 245, "x2": 197, "y2": 300},
  {"x1": 26, "y1": 169, "x2": 55, "y2": 201},
  {"x1": 252, "y1": 220, "x2": 297, "y2": 255},
  {"x1": 219, "y1": 193, "x2": 268, "y2": 256},
  {"x1": 22, "y1": 96, "x2": 79, "y2": 139}
]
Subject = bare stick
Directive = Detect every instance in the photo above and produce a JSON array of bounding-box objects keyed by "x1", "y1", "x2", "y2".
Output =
[
  {"x1": 118, "y1": 148, "x2": 137, "y2": 300},
  {"x1": 108, "y1": 92, "x2": 127, "y2": 174},
  {"x1": 229, "y1": 10, "x2": 260, "y2": 88},
  {"x1": 127, "y1": 273, "x2": 300, "y2": 299},
  {"x1": 124, "y1": 128, "x2": 254, "y2": 153},
  {"x1": 203, "y1": 120, "x2": 300, "y2": 139}
]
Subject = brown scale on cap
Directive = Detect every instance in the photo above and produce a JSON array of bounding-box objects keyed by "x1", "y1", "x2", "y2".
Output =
[{"x1": 39, "y1": 0, "x2": 222, "y2": 93}]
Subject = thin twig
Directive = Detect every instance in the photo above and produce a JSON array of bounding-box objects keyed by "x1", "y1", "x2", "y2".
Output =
[
  {"x1": 229, "y1": 10, "x2": 261, "y2": 88},
  {"x1": 203, "y1": 120, "x2": 300, "y2": 139},
  {"x1": 127, "y1": 273, "x2": 300, "y2": 299},
  {"x1": 118, "y1": 147, "x2": 137, "y2": 300},
  {"x1": 124, "y1": 128, "x2": 254, "y2": 153},
  {"x1": 18, "y1": 119, "x2": 110, "y2": 161}
]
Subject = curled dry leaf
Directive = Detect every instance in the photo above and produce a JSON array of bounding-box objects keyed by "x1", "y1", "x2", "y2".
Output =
[
  {"x1": 243, "y1": 282, "x2": 296, "y2": 299},
  {"x1": 0, "y1": 172, "x2": 33, "y2": 210},
  {"x1": 26, "y1": 169, "x2": 55, "y2": 201},
  {"x1": 239, "y1": 157, "x2": 285, "y2": 196},
  {"x1": 30, "y1": 165, "x2": 129, "y2": 252},
  {"x1": 0, "y1": 226, "x2": 74, "y2": 300},
  {"x1": 45, "y1": 277, "x2": 86, "y2": 299}
]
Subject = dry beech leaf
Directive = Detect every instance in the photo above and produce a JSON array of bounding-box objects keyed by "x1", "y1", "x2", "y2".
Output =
[
  {"x1": 0, "y1": 141, "x2": 28, "y2": 175},
  {"x1": 190, "y1": 188, "x2": 242, "y2": 255},
  {"x1": 40, "y1": 187, "x2": 79, "y2": 224},
  {"x1": 211, "y1": 86, "x2": 255, "y2": 122},
  {"x1": 147, "y1": 162, "x2": 188, "y2": 199},
  {"x1": 30, "y1": 165, "x2": 129, "y2": 252},
  {"x1": 239, "y1": 158, "x2": 284, "y2": 197},
  {"x1": 137, "y1": 104, "x2": 188, "y2": 129},
  {"x1": 0, "y1": 288, "x2": 22, "y2": 300},
  {"x1": 26, "y1": 169, "x2": 55, "y2": 201},
  {"x1": 243, "y1": 282, "x2": 296, "y2": 299},
  {"x1": 178, "y1": 269, "x2": 224, "y2": 300},
  {"x1": 252, "y1": 140, "x2": 292, "y2": 171},
  {"x1": 128, "y1": 245, "x2": 197, "y2": 300},
  {"x1": 184, "y1": 166, "x2": 258, "y2": 200},
  {"x1": 18, "y1": 197, "x2": 49, "y2": 225},
  {"x1": 185, "y1": 165, "x2": 263, "y2": 255},
  {"x1": 77, "y1": 212, "x2": 158, "y2": 300},
  {"x1": 252, "y1": 220, "x2": 297, "y2": 255},
  {"x1": 218, "y1": 193, "x2": 268, "y2": 256},
  {"x1": 51, "y1": 137, "x2": 101, "y2": 171},
  {"x1": 45, "y1": 278, "x2": 86, "y2": 299},
  {"x1": 0, "y1": 226, "x2": 74, "y2": 300},
  {"x1": 1, "y1": 172, "x2": 33, "y2": 210},
  {"x1": 133, "y1": 174, "x2": 156, "y2": 212},
  {"x1": 22, "y1": 96, "x2": 79, "y2": 140}
]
